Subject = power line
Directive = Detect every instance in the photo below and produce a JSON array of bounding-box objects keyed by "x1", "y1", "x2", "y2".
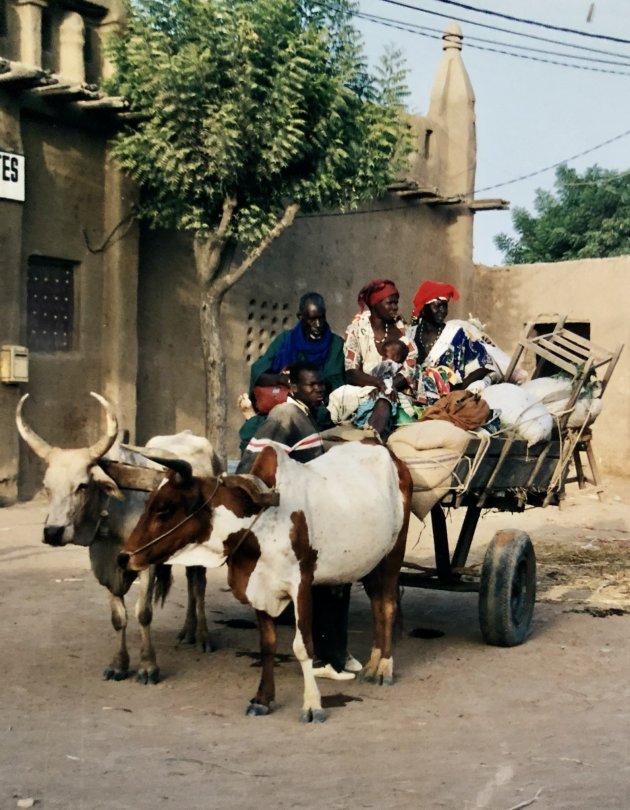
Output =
[
  {"x1": 367, "y1": 0, "x2": 630, "y2": 59},
  {"x1": 475, "y1": 127, "x2": 630, "y2": 193},
  {"x1": 464, "y1": 40, "x2": 630, "y2": 77},
  {"x1": 355, "y1": 9, "x2": 630, "y2": 69},
  {"x1": 421, "y1": 0, "x2": 630, "y2": 46},
  {"x1": 354, "y1": 10, "x2": 630, "y2": 75}
]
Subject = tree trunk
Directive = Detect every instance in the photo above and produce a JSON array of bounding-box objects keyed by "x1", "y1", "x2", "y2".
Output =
[
  {"x1": 199, "y1": 287, "x2": 227, "y2": 465},
  {"x1": 193, "y1": 203, "x2": 300, "y2": 466}
]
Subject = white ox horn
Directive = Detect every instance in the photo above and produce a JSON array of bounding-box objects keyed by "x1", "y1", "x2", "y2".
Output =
[
  {"x1": 15, "y1": 392, "x2": 118, "y2": 464},
  {"x1": 15, "y1": 394, "x2": 53, "y2": 461},
  {"x1": 87, "y1": 392, "x2": 119, "y2": 463}
]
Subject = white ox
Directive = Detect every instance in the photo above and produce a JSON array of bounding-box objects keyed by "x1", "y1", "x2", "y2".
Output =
[
  {"x1": 16, "y1": 392, "x2": 220, "y2": 683},
  {"x1": 119, "y1": 440, "x2": 413, "y2": 722}
]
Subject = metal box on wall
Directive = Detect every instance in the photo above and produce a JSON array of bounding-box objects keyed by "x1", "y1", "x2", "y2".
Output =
[{"x1": 0, "y1": 345, "x2": 29, "y2": 383}]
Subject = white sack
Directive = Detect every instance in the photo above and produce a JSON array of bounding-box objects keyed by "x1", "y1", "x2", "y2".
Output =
[
  {"x1": 482, "y1": 383, "x2": 552, "y2": 446},
  {"x1": 521, "y1": 376, "x2": 573, "y2": 404}
]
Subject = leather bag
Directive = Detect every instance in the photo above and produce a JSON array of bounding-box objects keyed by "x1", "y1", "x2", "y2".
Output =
[{"x1": 253, "y1": 384, "x2": 289, "y2": 415}]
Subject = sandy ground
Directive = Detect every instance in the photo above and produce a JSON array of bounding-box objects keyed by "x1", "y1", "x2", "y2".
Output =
[{"x1": 1, "y1": 478, "x2": 630, "y2": 810}]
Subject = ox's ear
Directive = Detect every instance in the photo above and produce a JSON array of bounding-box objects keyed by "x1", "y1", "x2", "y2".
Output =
[
  {"x1": 91, "y1": 465, "x2": 125, "y2": 501},
  {"x1": 248, "y1": 445, "x2": 278, "y2": 489},
  {"x1": 220, "y1": 473, "x2": 279, "y2": 507}
]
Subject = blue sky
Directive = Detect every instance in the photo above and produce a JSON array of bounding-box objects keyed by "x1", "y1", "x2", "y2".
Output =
[{"x1": 354, "y1": 0, "x2": 630, "y2": 264}]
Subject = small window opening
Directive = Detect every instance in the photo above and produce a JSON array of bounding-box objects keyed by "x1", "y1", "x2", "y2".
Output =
[
  {"x1": 423, "y1": 129, "x2": 433, "y2": 160},
  {"x1": 41, "y1": 8, "x2": 53, "y2": 52},
  {"x1": 530, "y1": 320, "x2": 591, "y2": 377},
  {"x1": 0, "y1": 0, "x2": 7, "y2": 37}
]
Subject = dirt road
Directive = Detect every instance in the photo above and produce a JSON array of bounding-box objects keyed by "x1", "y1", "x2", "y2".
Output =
[{"x1": 1, "y1": 480, "x2": 629, "y2": 810}]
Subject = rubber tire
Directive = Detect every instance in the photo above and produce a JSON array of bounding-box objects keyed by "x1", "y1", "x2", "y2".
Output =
[{"x1": 479, "y1": 529, "x2": 536, "y2": 647}]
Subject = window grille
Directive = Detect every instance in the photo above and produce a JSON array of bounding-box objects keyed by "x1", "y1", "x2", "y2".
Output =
[
  {"x1": 27, "y1": 257, "x2": 76, "y2": 352},
  {"x1": 244, "y1": 299, "x2": 292, "y2": 364}
]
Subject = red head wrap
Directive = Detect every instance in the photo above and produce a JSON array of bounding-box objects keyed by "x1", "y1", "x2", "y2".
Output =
[
  {"x1": 357, "y1": 279, "x2": 399, "y2": 312},
  {"x1": 412, "y1": 280, "x2": 459, "y2": 318}
]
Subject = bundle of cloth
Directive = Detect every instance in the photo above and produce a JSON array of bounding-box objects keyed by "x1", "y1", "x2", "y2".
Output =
[{"x1": 481, "y1": 383, "x2": 553, "y2": 446}]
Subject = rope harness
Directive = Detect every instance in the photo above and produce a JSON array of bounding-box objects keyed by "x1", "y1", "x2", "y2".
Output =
[
  {"x1": 90, "y1": 495, "x2": 112, "y2": 544},
  {"x1": 127, "y1": 478, "x2": 222, "y2": 558},
  {"x1": 126, "y1": 476, "x2": 271, "y2": 562}
]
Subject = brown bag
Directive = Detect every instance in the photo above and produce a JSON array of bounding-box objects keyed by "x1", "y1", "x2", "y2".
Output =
[
  {"x1": 421, "y1": 389, "x2": 490, "y2": 432},
  {"x1": 253, "y1": 384, "x2": 289, "y2": 415}
]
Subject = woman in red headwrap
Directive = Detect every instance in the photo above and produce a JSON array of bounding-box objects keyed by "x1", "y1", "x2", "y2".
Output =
[
  {"x1": 410, "y1": 279, "x2": 502, "y2": 405},
  {"x1": 340, "y1": 279, "x2": 417, "y2": 436}
]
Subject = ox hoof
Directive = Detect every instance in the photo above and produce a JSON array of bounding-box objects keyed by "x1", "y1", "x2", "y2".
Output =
[
  {"x1": 102, "y1": 667, "x2": 129, "y2": 682},
  {"x1": 300, "y1": 708, "x2": 327, "y2": 724},
  {"x1": 176, "y1": 630, "x2": 196, "y2": 646},
  {"x1": 197, "y1": 634, "x2": 215, "y2": 653},
  {"x1": 136, "y1": 668, "x2": 160, "y2": 685},
  {"x1": 246, "y1": 701, "x2": 270, "y2": 717}
]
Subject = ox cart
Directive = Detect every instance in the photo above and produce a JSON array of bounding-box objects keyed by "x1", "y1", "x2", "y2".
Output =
[{"x1": 397, "y1": 319, "x2": 623, "y2": 648}]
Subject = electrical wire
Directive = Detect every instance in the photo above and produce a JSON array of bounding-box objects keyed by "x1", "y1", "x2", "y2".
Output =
[
  {"x1": 365, "y1": 0, "x2": 630, "y2": 58},
  {"x1": 417, "y1": 0, "x2": 630, "y2": 46},
  {"x1": 475, "y1": 127, "x2": 630, "y2": 193},
  {"x1": 355, "y1": 9, "x2": 630, "y2": 69},
  {"x1": 354, "y1": 10, "x2": 630, "y2": 75}
]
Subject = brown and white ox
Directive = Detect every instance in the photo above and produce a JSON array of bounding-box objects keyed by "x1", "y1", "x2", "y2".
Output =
[
  {"x1": 118, "y1": 439, "x2": 413, "y2": 722},
  {"x1": 16, "y1": 392, "x2": 220, "y2": 684}
]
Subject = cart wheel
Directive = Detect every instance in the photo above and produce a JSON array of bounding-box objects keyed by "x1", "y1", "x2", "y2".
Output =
[{"x1": 479, "y1": 529, "x2": 536, "y2": 647}]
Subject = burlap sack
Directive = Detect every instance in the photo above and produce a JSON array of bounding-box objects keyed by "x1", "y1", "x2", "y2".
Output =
[
  {"x1": 388, "y1": 420, "x2": 471, "y2": 453},
  {"x1": 388, "y1": 421, "x2": 471, "y2": 521}
]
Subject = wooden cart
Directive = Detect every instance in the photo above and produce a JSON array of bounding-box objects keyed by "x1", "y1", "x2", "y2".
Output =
[{"x1": 399, "y1": 319, "x2": 623, "y2": 647}]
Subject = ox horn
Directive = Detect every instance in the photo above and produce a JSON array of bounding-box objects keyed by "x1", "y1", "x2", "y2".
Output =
[
  {"x1": 155, "y1": 457, "x2": 194, "y2": 481},
  {"x1": 87, "y1": 392, "x2": 119, "y2": 463},
  {"x1": 15, "y1": 394, "x2": 53, "y2": 461},
  {"x1": 220, "y1": 473, "x2": 280, "y2": 507}
]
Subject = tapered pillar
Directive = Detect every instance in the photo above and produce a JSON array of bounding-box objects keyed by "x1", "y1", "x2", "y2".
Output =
[
  {"x1": 428, "y1": 21, "x2": 476, "y2": 198},
  {"x1": 428, "y1": 22, "x2": 477, "y2": 303}
]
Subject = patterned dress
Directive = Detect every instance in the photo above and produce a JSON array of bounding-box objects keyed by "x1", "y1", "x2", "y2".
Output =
[
  {"x1": 411, "y1": 319, "x2": 499, "y2": 406},
  {"x1": 342, "y1": 311, "x2": 418, "y2": 426}
]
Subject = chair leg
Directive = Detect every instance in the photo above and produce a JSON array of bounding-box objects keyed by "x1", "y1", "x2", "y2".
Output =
[
  {"x1": 573, "y1": 447, "x2": 586, "y2": 489},
  {"x1": 585, "y1": 440, "x2": 604, "y2": 500}
]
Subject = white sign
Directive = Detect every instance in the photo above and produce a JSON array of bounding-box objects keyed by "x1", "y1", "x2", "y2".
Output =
[{"x1": 0, "y1": 151, "x2": 25, "y2": 202}]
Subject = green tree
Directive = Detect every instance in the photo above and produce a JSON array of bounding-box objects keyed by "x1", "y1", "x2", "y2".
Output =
[
  {"x1": 495, "y1": 164, "x2": 630, "y2": 265},
  {"x1": 107, "y1": 0, "x2": 410, "y2": 458}
]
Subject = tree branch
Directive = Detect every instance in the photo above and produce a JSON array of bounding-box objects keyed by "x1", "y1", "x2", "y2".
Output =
[
  {"x1": 195, "y1": 195, "x2": 237, "y2": 285},
  {"x1": 216, "y1": 195, "x2": 237, "y2": 241},
  {"x1": 215, "y1": 202, "x2": 300, "y2": 295}
]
